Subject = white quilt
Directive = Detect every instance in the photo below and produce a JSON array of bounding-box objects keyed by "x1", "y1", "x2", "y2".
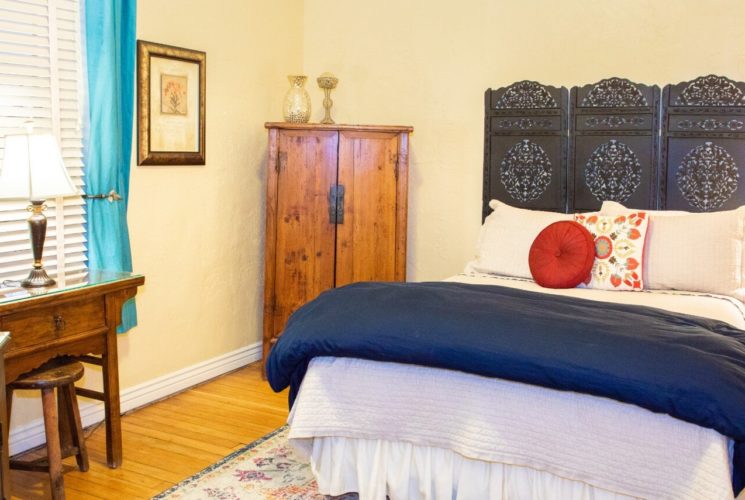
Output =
[{"x1": 287, "y1": 274, "x2": 745, "y2": 500}]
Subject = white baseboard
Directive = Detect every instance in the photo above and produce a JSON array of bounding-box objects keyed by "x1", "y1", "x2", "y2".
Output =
[{"x1": 8, "y1": 341, "x2": 262, "y2": 456}]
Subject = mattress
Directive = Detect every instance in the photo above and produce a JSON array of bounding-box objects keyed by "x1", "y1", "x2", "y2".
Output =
[{"x1": 287, "y1": 273, "x2": 745, "y2": 499}]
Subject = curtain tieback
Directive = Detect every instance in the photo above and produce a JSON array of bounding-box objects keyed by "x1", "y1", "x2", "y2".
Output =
[{"x1": 82, "y1": 189, "x2": 122, "y2": 203}]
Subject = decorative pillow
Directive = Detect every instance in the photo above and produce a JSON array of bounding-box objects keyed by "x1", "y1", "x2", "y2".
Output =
[
  {"x1": 600, "y1": 200, "x2": 689, "y2": 218},
  {"x1": 528, "y1": 221, "x2": 595, "y2": 289},
  {"x1": 469, "y1": 200, "x2": 572, "y2": 279},
  {"x1": 575, "y1": 212, "x2": 649, "y2": 290},
  {"x1": 599, "y1": 201, "x2": 745, "y2": 301}
]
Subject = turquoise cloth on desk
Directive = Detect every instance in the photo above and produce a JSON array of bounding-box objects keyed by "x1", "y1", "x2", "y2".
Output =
[{"x1": 83, "y1": 0, "x2": 137, "y2": 333}]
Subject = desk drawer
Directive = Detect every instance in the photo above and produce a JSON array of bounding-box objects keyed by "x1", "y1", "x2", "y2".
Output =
[{"x1": 1, "y1": 297, "x2": 106, "y2": 350}]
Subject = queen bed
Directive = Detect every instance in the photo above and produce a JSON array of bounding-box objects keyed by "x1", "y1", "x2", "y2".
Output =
[{"x1": 267, "y1": 76, "x2": 745, "y2": 499}]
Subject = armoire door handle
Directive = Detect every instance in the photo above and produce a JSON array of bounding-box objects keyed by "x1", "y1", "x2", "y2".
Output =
[{"x1": 328, "y1": 184, "x2": 345, "y2": 224}]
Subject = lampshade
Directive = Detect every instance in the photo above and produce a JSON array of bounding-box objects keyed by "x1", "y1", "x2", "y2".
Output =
[{"x1": 0, "y1": 133, "x2": 78, "y2": 202}]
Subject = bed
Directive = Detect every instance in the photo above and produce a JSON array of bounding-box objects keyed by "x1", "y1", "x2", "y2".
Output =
[{"x1": 267, "y1": 76, "x2": 745, "y2": 500}]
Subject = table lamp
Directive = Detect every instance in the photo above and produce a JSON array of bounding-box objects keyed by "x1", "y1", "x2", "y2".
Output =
[{"x1": 0, "y1": 133, "x2": 79, "y2": 287}]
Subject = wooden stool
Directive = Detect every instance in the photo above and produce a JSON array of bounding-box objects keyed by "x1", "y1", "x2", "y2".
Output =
[{"x1": 6, "y1": 360, "x2": 89, "y2": 500}]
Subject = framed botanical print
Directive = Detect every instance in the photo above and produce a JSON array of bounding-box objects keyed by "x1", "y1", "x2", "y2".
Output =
[{"x1": 137, "y1": 41, "x2": 206, "y2": 165}]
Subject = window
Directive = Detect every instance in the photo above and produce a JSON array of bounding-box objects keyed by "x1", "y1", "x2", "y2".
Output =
[{"x1": 0, "y1": 0, "x2": 87, "y2": 285}]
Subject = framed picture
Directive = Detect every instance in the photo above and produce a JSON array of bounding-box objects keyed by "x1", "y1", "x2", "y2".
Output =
[{"x1": 137, "y1": 41, "x2": 206, "y2": 165}]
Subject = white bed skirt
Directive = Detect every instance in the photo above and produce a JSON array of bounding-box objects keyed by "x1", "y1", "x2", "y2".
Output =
[{"x1": 295, "y1": 435, "x2": 638, "y2": 500}]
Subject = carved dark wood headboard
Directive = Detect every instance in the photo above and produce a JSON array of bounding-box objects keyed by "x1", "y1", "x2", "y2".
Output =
[
  {"x1": 483, "y1": 75, "x2": 745, "y2": 219},
  {"x1": 483, "y1": 81, "x2": 568, "y2": 217},
  {"x1": 661, "y1": 76, "x2": 745, "y2": 212}
]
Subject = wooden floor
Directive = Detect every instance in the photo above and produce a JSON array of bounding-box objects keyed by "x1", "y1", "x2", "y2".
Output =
[{"x1": 9, "y1": 362, "x2": 289, "y2": 499}]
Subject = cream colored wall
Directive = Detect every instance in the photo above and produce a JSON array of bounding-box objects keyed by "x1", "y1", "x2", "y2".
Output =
[
  {"x1": 302, "y1": 0, "x2": 745, "y2": 281},
  {"x1": 10, "y1": 0, "x2": 302, "y2": 431},
  {"x1": 122, "y1": 0, "x2": 302, "y2": 385}
]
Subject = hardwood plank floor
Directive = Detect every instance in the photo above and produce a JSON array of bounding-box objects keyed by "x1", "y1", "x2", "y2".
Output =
[{"x1": 9, "y1": 362, "x2": 289, "y2": 499}]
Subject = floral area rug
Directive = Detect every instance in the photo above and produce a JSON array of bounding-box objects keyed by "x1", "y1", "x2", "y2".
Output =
[{"x1": 153, "y1": 426, "x2": 357, "y2": 499}]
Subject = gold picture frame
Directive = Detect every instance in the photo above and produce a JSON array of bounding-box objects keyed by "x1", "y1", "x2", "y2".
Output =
[{"x1": 137, "y1": 41, "x2": 206, "y2": 165}]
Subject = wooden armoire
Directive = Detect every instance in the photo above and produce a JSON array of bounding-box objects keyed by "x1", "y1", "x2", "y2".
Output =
[{"x1": 262, "y1": 123, "x2": 412, "y2": 362}]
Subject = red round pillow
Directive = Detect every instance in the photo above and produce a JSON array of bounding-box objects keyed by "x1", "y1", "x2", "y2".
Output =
[{"x1": 529, "y1": 221, "x2": 595, "y2": 289}]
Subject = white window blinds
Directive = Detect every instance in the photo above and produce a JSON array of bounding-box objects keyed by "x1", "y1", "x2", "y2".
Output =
[{"x1": 0, "y1": 0, "x2": 87, "y2": 285}]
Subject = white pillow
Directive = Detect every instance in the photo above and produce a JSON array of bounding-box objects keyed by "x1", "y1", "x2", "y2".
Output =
[
  {"x1": 469, "y1": 200, "x2": 571, "y2": 279},
  {"x1": 600, "y1": 201, "x2": 745, "y2": 300}
]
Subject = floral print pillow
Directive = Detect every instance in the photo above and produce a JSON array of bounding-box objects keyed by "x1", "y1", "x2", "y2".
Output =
[{"x1": 574, "y1": 212, "x2": 648, "y2": 291}]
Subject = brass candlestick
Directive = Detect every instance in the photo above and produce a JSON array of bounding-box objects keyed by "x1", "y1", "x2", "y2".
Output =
[{"x1": 316, "y1": 72, "x2": 339, "y2": 124}]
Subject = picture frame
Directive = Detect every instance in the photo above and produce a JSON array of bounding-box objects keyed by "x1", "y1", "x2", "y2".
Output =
[{"x1": 137, "y1": 40, "x2": 206, "y2": 165}]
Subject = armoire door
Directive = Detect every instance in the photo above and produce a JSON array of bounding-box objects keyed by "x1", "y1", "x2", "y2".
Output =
[
  {"x1": 335, "y1": 131, "x2": 400, "y2": 287},
  {"x1": 272, "y1": 130, "x2": 339, "y2": 339}
]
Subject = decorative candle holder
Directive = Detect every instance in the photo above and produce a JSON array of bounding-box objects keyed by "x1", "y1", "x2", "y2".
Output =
[{"x1": 316, "y1": 72, "x2": 339, "y2": 124}]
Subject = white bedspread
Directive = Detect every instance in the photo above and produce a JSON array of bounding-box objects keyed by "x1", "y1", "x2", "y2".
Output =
[{"x1": 287, "y1": 274, "x2": 745, "y2": 499}]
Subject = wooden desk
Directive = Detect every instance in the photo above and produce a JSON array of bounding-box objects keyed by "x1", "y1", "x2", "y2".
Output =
[{"x1": 0, "y1": 271, "x2": 144, "y2": 475}]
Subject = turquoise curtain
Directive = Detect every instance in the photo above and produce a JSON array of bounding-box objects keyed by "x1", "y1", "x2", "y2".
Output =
[{"x1": 83, "y1": 0, "x2": 138, "y2": 333}]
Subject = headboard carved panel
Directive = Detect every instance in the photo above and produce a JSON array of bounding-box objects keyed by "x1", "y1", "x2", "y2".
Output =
[
  {"x1": 661, "y1": 75, "x2": 745, "y2": 212},
  {"x1": 483, "y1": 81, "x2": 568, "y2": 220},
  {"x1": 483, "y1": 75, "x2": 745, "y2": 217},
  {"x1": 569, "y1": 78, "x2": 660, "y2": 212}
]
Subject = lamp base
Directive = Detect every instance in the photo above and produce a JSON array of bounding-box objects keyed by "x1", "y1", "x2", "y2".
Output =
[
  {"x1": 21, "y1": 267, "x2": 56, "y2": 288},
  {"x1": 21, "y1": 200, "x2": 55, "y2": 288}
]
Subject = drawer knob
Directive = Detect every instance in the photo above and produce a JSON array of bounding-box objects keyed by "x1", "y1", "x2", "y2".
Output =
[{"x1": 53, "y1": 315, "x2": 65, "y2": 332}]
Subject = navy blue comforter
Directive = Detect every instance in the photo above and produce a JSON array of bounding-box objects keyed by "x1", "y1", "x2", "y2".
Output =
[{"x1": 266, "y1": 281, "x2": 745, "y2": 493}]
